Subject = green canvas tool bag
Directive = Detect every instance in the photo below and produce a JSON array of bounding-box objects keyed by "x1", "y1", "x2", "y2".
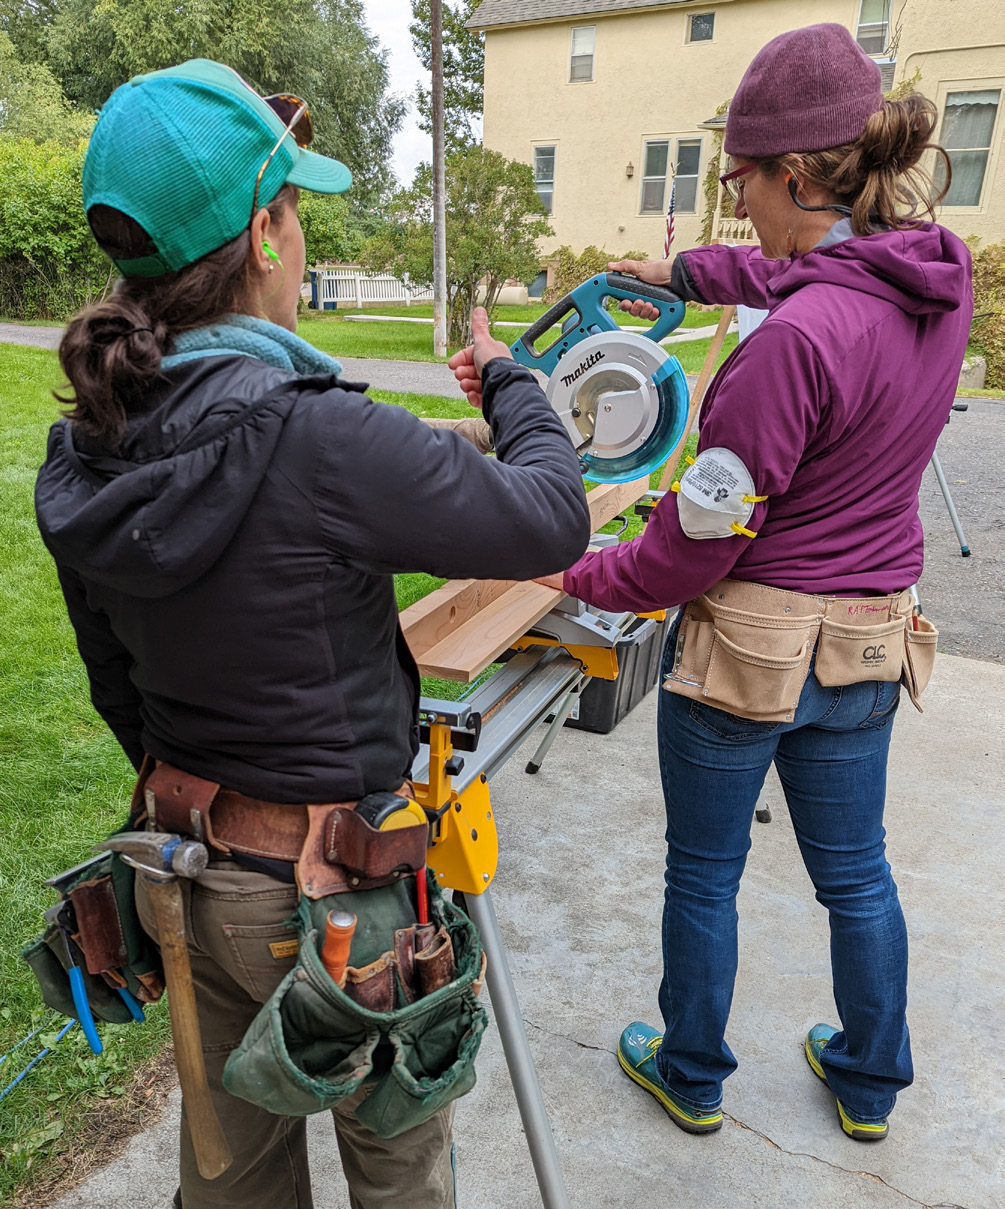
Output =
[
  {"x1": 222, "y1": 874, "x2": 487, "y2": 1138},
  {"x1": 21, "y1": 832, "x2": 165, "y2": 1024}
]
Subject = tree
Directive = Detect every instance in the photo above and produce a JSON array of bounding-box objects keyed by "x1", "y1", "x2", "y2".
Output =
[
  {"x1": 409, "y1": 0, "x2": 483, "y2": 151},
  {"x1": 0, "y1": 28, "x2": 92, "y2": 141},
  {"x1": 19, "y1": 0, "x2": 405, "y2": 204},
  {"x1": 362, "y1": 145, "x2": 551, "y2": 346}
]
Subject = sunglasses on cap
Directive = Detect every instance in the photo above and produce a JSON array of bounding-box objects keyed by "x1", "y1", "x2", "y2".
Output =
[
  {"x1": 249, "y1": 93, "x2": 314, "y2": 223},
  {"x1": 719, "y1": 159, "x2": 757, "y2": 202}
]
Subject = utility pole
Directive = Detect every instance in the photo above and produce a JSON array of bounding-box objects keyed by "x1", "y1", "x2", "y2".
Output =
[{"x1": 431, "y1": 0, "x2": 448, "y2": 357}]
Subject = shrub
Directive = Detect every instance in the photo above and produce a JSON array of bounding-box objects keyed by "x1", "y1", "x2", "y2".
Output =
[
  {"x1": 0, "y1": 136, "x2": 109, "y2": 321},
  {"x1": 966, "y1": 238, "x2": 1005, "y2": 389},
  {"x1": 543, "y1": 245, "x2": 648, "y2": 306}
]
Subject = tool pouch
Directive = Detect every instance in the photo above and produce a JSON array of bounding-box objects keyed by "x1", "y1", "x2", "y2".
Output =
[
  {"x1": 21, "y1": 797, "x2": 166, "y2": 1023},
  {"x1": 901, "y1": 612, "x2": 939, "y2": 711},
  {"x1": 667, "y1": 590, "x2": 820, "y2": 723},
  {"x1": 222, "y1": 872, "x2": 487, "y2": 1138}
]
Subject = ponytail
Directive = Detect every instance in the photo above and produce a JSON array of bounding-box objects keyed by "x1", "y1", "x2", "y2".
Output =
[
  {"x1": 56, "y1": 185, "x2": 297, "y2": 446},
  {"x1": 762, "y1": 95, "x2": 952, "y2": 237}
]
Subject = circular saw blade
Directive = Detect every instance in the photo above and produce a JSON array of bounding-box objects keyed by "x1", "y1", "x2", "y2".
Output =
[{"x1": 546, "y1": 330, "x2": 690, "y2": 483}]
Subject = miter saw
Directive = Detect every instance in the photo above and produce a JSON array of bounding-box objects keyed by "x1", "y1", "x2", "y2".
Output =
[{"x1": 511, "y1": 273, "x2": 691, "y2": 483}]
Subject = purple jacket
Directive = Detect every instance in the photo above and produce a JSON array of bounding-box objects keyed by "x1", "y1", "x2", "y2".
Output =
[{"x1": 564, "y1": 225, "x2": 973, "y2": 611}]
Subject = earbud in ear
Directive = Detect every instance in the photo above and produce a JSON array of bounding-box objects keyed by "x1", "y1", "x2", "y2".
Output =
[
  {"x1": 262, "y1": 240, "x2": 281, "y2": 263},
  {"x1": 786, "y1": 175, "x2": 800, "y2": 203}
]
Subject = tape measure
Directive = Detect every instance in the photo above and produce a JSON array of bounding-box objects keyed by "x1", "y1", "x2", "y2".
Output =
[{"x1": 355, "y1": 791, "x2": 427, "y2": 831}]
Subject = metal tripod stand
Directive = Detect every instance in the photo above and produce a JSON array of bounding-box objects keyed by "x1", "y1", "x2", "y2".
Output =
[{"x1": 930, "y1": 401, "x2": 972, "y2": 556}]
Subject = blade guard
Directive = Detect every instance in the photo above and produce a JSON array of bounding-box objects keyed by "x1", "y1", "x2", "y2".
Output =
[
  {"x1": 579, "y1": 356, "x2": 690, "y2": 484},
  {"x1": 511, "y1": 273, "x2": 690, "y2": 484}
]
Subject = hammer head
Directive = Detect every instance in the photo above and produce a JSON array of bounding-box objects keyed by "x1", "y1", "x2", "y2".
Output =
[{"x1": 96, "y1": 831, "x2": 208, "y2": 880}]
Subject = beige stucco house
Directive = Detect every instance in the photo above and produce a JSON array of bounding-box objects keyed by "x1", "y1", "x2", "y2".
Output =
[{"x1": 470, "y1": 0, "x2": 1005, "y2": 260}]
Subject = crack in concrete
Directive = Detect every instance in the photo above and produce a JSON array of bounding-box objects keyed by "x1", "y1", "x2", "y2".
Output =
[
  {"x1": 521, "y1": 1019, "x2": 972, "y2": 1209},
  {"x1": 722, "y1": 1112, "x2": 973, "y2": 1209}
]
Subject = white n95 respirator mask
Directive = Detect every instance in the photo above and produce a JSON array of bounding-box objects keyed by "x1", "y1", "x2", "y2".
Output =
[{"x1": 673, "y1": 447, "x2": 767, "y2": 540}]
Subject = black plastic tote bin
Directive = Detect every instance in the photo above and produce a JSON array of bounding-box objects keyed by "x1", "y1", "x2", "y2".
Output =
[{"x1": 566, "y1": 611, "x2": 675, "y2": 735}]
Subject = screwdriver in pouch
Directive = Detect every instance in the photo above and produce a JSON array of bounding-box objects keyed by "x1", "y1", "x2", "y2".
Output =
[{"x1": 321, "y1": 910, "x2": 357, "y2": 988}]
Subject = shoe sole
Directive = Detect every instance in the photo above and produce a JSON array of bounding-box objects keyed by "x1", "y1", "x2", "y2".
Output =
[
  {"x1": 804, "y1": 1035, "x2": 888, "y2": 1142},
  {"x1": 617, "y1": 1048, "x2": 723, "y2": 1134}
]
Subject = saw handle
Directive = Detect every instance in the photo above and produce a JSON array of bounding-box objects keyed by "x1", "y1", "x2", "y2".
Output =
[{"x1": 511, "y1": 273, "x2": 685, "y2": 376}]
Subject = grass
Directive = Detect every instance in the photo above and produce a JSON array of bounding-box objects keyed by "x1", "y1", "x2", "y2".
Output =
[
  {"x1": 333, "y1": 301, "x2": 723, "y2": 329},
  {"x1": 300, "y1": 309, "x2": 737, "y2": 373},
  {"x1": 0, "y1": 340, "x2": 699, "y2": 1201}
]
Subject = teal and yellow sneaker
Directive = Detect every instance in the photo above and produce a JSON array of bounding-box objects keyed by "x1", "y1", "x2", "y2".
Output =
[
  {"x1": 805, "y1": 1024, "x2": 889, "y2": 1142},
  {"x1": 617, "y1": 1022, "x2": 723, "y2": 1134}
]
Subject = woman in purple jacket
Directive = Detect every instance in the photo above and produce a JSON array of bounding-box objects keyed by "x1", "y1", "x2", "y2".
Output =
[{"x1": 548, "y1": 24, "x2": 972, "y2": 1141}]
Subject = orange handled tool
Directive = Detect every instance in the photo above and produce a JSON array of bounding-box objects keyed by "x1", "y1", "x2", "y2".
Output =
[{"x1": 320, "y1": 909, "x2": 357, "y2": 988}]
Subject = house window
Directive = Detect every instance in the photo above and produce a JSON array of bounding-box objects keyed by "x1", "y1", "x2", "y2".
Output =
[
  {"x1": 570, "y1": 27, "x2": 595, "y2": 82},
  {"x1": 687, "y1": 12, "x2": 715, "y2": 43},
  {"x1": 856, "y1": 0, "x2": 890, "y2": 56},
  {"x1": 674, "y1": 139, "x2": 702, "y2": 212},
  {"x1": 937, "y1": 89, "x2": 1001, "y2": 206},
  {"x1": 533, "y1": 145, "x2": 556, "y2": 214},
  {"x1": 640, "y1": 141, "x2": 669, "y2": 213}
]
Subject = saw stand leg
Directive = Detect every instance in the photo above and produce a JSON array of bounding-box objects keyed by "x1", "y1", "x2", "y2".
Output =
[
  {"x1": 459, "y1": 889, "x2": 572, "y2": 1209},
  {"x1": 930, "y1": 449, "x2": 971, "y2": 557},
  {"x1": 525, "y1": 675, "x2": 586, "y2": 775}
]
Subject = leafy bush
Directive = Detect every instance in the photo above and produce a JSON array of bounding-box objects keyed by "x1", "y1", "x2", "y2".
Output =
[
  {"x1": 543, "y1": 245, "x2": 647, "y2": 305},
  {"x1": 298, "y1": 191, "x2": 369, "y2": 268},
  {"x1": 0, "y1": 136, "x2": 109, "y2": 320},
  {"x1": 966, "y1": 238, "x2": 1005, "y2": 388}
]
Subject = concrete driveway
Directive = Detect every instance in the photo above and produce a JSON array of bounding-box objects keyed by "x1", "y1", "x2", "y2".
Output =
[{"x1": 48, "y1": 649, "x2": 1004, "y2": 1209}]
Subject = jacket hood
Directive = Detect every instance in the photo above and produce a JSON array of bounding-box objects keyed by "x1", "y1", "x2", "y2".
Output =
[
  {"x1": 35, "y1": 357, "x2": 338, "y2": 599},
  {"x1": 768, "y1": 222, "x2": 972, "y2": 315}
]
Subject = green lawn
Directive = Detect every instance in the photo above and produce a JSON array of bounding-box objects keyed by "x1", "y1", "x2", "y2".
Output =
[
  {"x1": 0, "y1": 342, "x2": 698, "y2": 1200},
  {"x1": 301, "y1": 309, "x2": 737, "y2": 373},
  {"x1": 332, "y1": 301, "x2": 723, "y2": 329}
]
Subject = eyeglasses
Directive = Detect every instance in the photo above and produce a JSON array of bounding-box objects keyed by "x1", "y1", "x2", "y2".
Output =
[
  {"x1": 249, "y1": 94, "x2": 314, "y2": 223},
  {"x1": 719, "y1": 160, "x2": 757, "y2": 202}
]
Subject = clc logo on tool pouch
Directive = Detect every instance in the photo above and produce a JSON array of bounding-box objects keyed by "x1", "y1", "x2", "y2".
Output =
[{"x1": 862, "y1": 645, "x2": 887, "y2": 662}]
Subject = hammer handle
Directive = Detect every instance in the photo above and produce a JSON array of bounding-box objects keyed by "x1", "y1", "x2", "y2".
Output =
[{"x1": 144, "y1": 877, "x2": 233, "y2": 1180}]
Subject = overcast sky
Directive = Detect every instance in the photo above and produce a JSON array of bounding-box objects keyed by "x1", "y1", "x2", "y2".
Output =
[{"x1": 363, "y1": 0, "x2": 431, "y2": 186}]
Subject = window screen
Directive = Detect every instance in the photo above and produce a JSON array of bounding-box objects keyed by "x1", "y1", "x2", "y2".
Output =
[
  {"x1": 534, "y1": 146, "x2": 556, "y2": 214},
  {"x1": 856, "y1": 0, "x2": 890, "y2": 55},
  {"x1": 673, "y1": 139, "x2": 701, "y2": 212},
  {"x1": 641, "y1": 141, "x2": 669, "y2": 213},
  {"x1": 570, "y1": 27, "x2": 595, "y2": 82},
  {"x1": 936, "y1": 89, "x2": 1001, "y2": 206},
  {"x1": 688, "y1": 12, "x2": 715, "y2": 42}
]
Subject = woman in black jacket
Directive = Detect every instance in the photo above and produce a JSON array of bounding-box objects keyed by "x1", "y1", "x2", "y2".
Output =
[{"x1": 35, "y1": 60, "x2": 590, "y2": 1209}]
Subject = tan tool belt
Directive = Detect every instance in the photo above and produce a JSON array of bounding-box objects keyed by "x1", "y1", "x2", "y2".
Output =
[
  {"x1": 665, "y1": 578, "x2": 938, "y2": 723},
  {"x1": 137, "y1": 761, "x2": 422, "y2": 900}
]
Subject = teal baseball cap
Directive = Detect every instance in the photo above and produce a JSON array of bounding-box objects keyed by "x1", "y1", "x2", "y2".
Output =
[{"x1": 83, "y1": 59, "x2": 352, "y2": 277}]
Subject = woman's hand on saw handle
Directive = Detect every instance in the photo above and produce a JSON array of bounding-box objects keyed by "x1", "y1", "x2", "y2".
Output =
[
  {"x1": 448, "y1": 307, "x2": 513, "y2": 408},
  {"x1": 607, "y1": 258, "x2": 674, "y2": 323}
]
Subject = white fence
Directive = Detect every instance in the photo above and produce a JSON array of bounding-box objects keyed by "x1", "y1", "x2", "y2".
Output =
[{"x1": 309, "y1": 265, "x2": 434, "y2": 309}]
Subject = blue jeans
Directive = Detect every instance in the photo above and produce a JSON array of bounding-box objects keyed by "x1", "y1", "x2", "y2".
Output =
[{"x1": 654, "y1": 623, "x2": 913, "y2": 1123}]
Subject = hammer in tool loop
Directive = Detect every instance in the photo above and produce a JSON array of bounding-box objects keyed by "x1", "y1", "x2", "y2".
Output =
[{"x1": 95, "y1": 831, "x2": 233, "y2": 1180}]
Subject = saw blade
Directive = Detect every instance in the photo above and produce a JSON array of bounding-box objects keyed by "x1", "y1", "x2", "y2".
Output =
[{"x1": 546, "y1": 330, "x2": 690, "y2": 483}]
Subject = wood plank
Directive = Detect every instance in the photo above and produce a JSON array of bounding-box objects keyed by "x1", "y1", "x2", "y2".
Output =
[
  {"x1": 400, "y1": 474, "x2": 650, "y2": 664},
  {"x1": 400, "y1": 578, "x2": 516, "y2": 655},
  {"x1": 657, "y1": 304, "x2": 736, "y2": 491},
  {"x1": 416, "y1": 581, "x2": 563, "y2": 682}
]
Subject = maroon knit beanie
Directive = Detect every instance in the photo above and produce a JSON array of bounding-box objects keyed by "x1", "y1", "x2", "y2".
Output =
[{"x1": 725, "y1": 23, "x2": 884, "y2": 158}]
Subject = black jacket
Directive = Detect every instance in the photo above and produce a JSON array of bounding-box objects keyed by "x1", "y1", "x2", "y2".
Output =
[{"x1": 35, "y1": 355, "x2": 591, "y2": 803}]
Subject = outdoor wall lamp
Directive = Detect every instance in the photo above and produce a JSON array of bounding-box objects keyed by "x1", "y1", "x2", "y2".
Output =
[{"x1": 625, "y1": 162, "x2": 634, "y2": 177}]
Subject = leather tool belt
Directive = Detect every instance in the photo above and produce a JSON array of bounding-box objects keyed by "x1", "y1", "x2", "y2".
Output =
[
  {"x1": 665, "y1": 577, "x2": 938, "y2": 723},
  {"x1": 138, "y1": 761, "x2": 426, "y2": 901}
]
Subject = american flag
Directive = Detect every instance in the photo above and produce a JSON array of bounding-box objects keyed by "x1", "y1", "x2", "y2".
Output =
[{"x1": 663, "y1": 178, "x2": 676, "y2": 259}]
